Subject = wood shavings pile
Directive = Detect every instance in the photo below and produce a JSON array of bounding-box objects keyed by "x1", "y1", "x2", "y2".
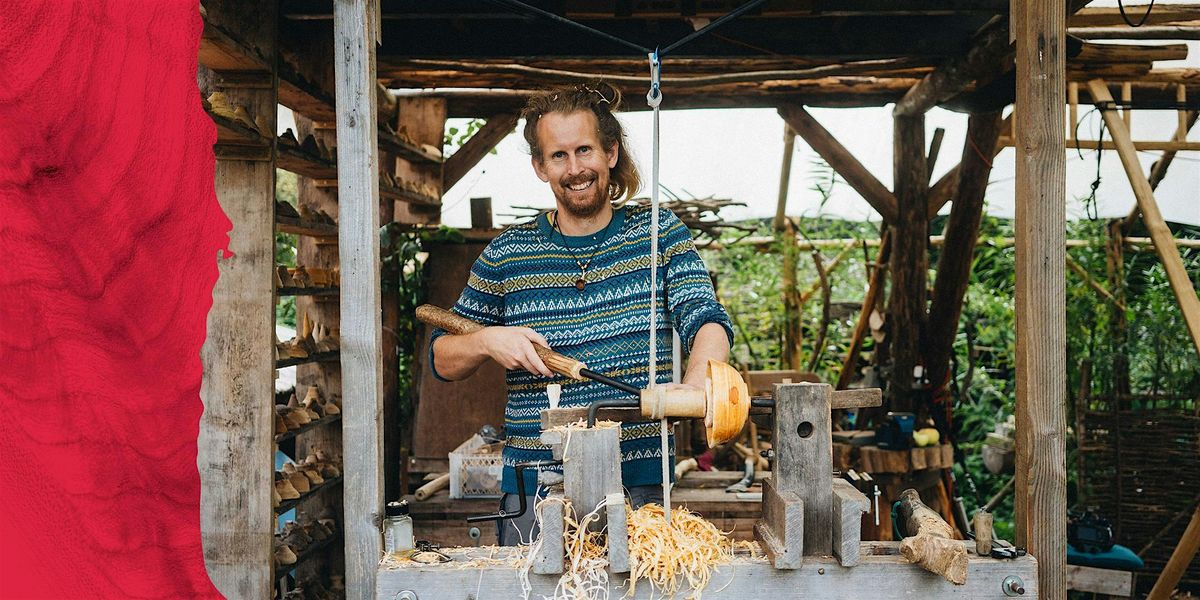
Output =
[
  {"x1": 521, "y1": 497, "x2": 612, "y2": 600},
  {"x1": 627, "y1": 504, "x2": 751, "y2": 600}
]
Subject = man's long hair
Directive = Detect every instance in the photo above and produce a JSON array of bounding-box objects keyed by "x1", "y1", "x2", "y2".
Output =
[{"x1": 521, "y1": 81, "x2": 641, "y2": 202}]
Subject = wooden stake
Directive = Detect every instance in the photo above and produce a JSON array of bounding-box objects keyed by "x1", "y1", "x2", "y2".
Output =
[
  {"x1": 888, "y1": 114, "x2": 928, "y2": 411},
  {"x1": 1089, "y1": 79, "x2": 1200, "y2": 359},
  {"x1": 1015, "y1": 4, "x2": 1068, "y2": 600}
]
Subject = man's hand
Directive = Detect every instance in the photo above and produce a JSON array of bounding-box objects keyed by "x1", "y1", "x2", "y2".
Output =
[{"x1": 474, "y1": 326, "x2": 555, "y2": 378}]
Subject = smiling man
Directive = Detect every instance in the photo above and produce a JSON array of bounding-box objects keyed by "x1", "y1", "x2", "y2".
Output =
[{"x1": 429, "y1": 82, "x2": 733, "y2": 545}]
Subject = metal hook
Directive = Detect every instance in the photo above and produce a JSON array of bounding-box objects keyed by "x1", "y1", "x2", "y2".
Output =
[{"x1": 646, "y1": 50, "x2": 662, "y2": 108}]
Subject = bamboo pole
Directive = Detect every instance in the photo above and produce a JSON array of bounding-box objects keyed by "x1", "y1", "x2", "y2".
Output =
[{"x1": 1088, "y1": 79, "x2": 1200, "y2": 359}]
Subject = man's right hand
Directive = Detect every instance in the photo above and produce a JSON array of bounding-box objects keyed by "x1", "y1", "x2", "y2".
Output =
[{"x1": 473, "y1": 326, "x2": 555, "y2": 378}]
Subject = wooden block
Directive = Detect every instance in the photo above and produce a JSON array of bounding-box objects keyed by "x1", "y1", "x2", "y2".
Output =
[
  {"x1": 605, "y1": 492, "x2": 630, "y2": 574},
  {"x1": 757, "y1": 478, "x2": 805, "y2": 569},
  {"x1": 940, "y1": 443, "x2": 954, "y2": 467},
  {"x1": 1066, "y1": 565, "x2": 1133, "y2": 597},
  {"x1": 832, "y1": 479, "x2": 870, "y2": 567},
  {"x1": 774, "y1": 383, "x2": 833, "y2": 556},
  {"x1": 532, "y1": 492, "x2": 565, "y2": 575},
  {"x1": 562, "y1": 425, "x2": 622, "y2": 533},
  {"x1": 829, "y1": 387, "x2": 883, "y2": 409}
]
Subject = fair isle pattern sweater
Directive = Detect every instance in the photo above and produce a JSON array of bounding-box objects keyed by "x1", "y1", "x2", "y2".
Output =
[{"x1": 431, "y1": 205, "x2": 734, "y2": 494}]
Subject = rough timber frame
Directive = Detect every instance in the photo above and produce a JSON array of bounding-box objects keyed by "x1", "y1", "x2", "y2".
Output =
[{"x1": 191, "y1": 1, "x2": 1200, "y2": 598}]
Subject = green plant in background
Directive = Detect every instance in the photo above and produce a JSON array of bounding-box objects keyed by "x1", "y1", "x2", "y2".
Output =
[
  {"x1": 443, "y1": 118, "x2": 494, "y2": 159},
  {"x1": 275, "y1": 169, "x2": 300, "y2": 328}
]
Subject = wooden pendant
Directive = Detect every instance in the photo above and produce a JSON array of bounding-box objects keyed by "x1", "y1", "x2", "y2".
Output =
[{"x1": 574, "y1": 278, "x2": 586, "y2": 291}]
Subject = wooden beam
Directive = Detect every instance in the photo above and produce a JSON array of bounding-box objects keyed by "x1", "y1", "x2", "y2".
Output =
[
  {"x1": 1014, "y1": 5, "x2": 1068, "y2": 600},
  {"x1": 924, "y1": 112, "x2": 1003, "y2": 391},
  {"x1": 1003, "y1": 137, "x2": 1200, "y2": 151},
  {"x1": 778, "y1": 104, "x2": 898, "y2": 222},
  {"x1": 774, "y1": 125, "x2": 797, "y2": 231},
  {"x1": 442, "y1": 113, "x2": 518, "y2": 190},
  {"x1": 1122, "y1": 110, "x2": 1198, "y2": 229},
  {"x1": 1069, "y1": 25, "x2": 1200, "y2": 39},
  {"x1": 334, "y1": 0, "x2": 383, "y2": 598},
  {"x1": 894, "y1": 18, "x2": 1013, "y2": 117},
  {"x1": 1071, "y1": 4, "x2": 1200, "y2": 27},
  {"x1": 1066, "y1": 565, "x2": 1134, "y2": 596},
  {"x1": 1089, "y1": 79, "x2": 1200, "y2": 359},
  {"x1": 927, "y1": 114, "x2": 1009, "y2": 218},
  {"x1": 1146, "y1": 505, "x2": 1200, "y2": 600}
]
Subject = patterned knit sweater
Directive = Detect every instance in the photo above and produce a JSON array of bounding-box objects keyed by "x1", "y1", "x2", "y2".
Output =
[{"x1": 430, "y1": 205, "x2": 733, "y2": 494}]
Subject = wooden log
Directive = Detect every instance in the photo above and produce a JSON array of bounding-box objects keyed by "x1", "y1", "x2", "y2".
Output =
[
  {"x1": 896, "y1": 488, "x2": 968, "y2": 585},
  {"x1": 778, "y1": 104, "x2": 899, "y2": 222},
  {"x1": 832, "y1": 479, "x2": 870, "y2": 567},
  {"x1": 927, "y1": 114, "x2": 1009, "y2": 218},
  {"x1": 414, "y1": 473, "x2": 450, "y2": 501},
  {"x1": 1068, "y1": 25, "x2": 1200, "y2": 40},
  {"x1": 1146, "y1": 504, "x2": 1200, "y2": 600},
  {"x1": 924, "y1": 111, "x2": 1004, "y2": 390},
  {"x1": 887, "y1": 114, "x2": 928, "y2": 412},
  {"x1": 774, "y1": 124, "x2": 797, "y2": 231},
  {"x1": 1089, "y1": 79, "x2": 1200, "y2": 359},
  {"x1": 973, "y1": 511, "x2": 993, "y2": 556},
  {"x1": 442, "y1": 113, "x2": 518, "y2": 190},
  {"x1": 335, "y1": 1, "x2": 384, "y2": 597},
  {"x1": 1071, "y1": 5, "x2": 1200, "y2": 27},
  {"x1": 894, "y1": 19, "x2": 1013, "y2": 117},
  {"x1": 1015, "y1": 5, "x2": 1068, "y2": 600}
]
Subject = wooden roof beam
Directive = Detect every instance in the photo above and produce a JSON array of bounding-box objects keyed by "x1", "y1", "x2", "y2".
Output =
[
  {"x1": 894, "y1": 17, "x2": 1013, "y2": 117},
  {"x1": 1070, "y1": 4, "x2": 1200, "y2": 27},
  {"x1": 778, "y1": 104, "x2": 898, "y2": 222},
  {"x1": 442, "y1": 113, "x2": 519, "y2": 191}
]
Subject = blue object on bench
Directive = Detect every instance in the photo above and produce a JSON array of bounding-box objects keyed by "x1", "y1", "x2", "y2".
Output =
[{"x1": 1068, "y1": 543, "x2": 1144, "y2": 570}]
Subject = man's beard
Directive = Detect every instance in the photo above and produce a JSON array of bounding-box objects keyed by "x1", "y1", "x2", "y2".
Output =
[{"x1": 555, "y1": 172, "x2": 609, "y2": 219}]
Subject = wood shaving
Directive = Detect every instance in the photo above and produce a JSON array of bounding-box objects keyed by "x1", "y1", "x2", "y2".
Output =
[{"x1": 627, "y1": 504, "x2": 753, "y2": 600}]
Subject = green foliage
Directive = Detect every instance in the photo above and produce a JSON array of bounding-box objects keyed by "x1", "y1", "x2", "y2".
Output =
[
  {"x1": 443, "y1": 118, "x2": 495, "y2": 159},
  {"x1": 275, "y1": 169, "x2": 300, "y2": 328}
]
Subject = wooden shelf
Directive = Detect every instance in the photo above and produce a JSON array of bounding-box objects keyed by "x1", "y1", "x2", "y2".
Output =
[
  {"x1": 276, "y1": 351, "x2": 339, "y2": 369},
  {"x1": 275, "y1": 414, "x2": 341, "y2": 444},
  {"x1": 209, "y1": 110, "x2": 270, "y2": 152},
  {"x1": 378, "y1": 129, "x2": 443, "y2": 165},
  {"x1": 277, "y1": 62, "x2": 336, "y2": 123},
  {"x1": 380, "y1": 183, "x2": 441, "y2": 207},
  {"x1": 277, "y1": 286, "x2": 339, "y2": 297},
  {"x1": 274, "y1": 529, "x2": 342, "y2": 578},
  {"x1": 275, "y1": 476, "x2": 343, "y2": 516},
  {"x1": 276, "y1": 216, "x2": 337, "y2": 238},
  {"x1": 277, "y1": 145, "x2": 337, "y2": 179},
  {"x1": 199, "y1": 16, "x2": 269, "y2": 72}
]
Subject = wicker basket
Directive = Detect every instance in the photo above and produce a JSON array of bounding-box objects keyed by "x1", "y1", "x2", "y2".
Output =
[{"x1": 448, "y1": 434, "x2": 504, "y2": 499}]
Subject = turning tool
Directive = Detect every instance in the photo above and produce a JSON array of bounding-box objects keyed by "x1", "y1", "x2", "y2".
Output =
[{"x1": 416, "y1": 304, "x2": 749, "y2": 446}]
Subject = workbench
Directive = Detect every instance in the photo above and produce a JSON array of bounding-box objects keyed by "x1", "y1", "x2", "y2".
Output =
[
  {"x1": 376, "y1": 542, "x2": 1039, "y2": 599},
  {"x1": 405, "y1": 470, "x2": 766, "y2": 547}
]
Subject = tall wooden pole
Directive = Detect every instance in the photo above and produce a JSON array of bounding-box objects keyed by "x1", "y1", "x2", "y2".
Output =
[
  {"x1": 1088, "y1": 80, "x2": 1200, "y2": 359},
  {"x1": 1146, "y1": 505, "x2": 1200, "y2": 600},
  {"x1": 335, "y1": 0, "x2": 384, "y2": 598},
  {"x1": 887, "y1": 115, "x2": 928, "y2": 411},
  {"x1": 774, "y1": 124, "x2": 796, "y2": 231},
  {"x1": 1014, "y1": 2, "x2": 1067, "y2": 600}
]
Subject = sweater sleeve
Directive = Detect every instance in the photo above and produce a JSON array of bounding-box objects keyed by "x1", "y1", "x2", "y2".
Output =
[
  {"x1": 428, "y1": 241, "x2": 507, "y2": 381},
  {"x1": 658, "y1": 209, "x2": 734, "y2": 352}
]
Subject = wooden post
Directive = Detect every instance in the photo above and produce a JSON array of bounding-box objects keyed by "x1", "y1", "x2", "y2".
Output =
[
  {"x1": 887, "y1": 114, "x2": 928, "y2": 411},
  {"x1": 469, "y1": 197, "x2": 493, "y2": 230},
  {"x1": 924, "y1": 112, "x2": 1004, "y2": 391},
  {"x1": 774, "y1": 124, "x2": 796, "y2": 231},
  {"x1": 562, "y1": 425, "x2": 622, "y2": 533},
  {"x1": 197, "y1": 1, "x2": 276, "y2": 596},
  {"x1": 334, "y1": 1, "x2": 383, "y2": 598},
  {"x1": 776, "y1": 383, "x2": 833, "y2": 556},
  {"x1": 1088, "y1": 79, "x2": 1200, "y2": 359},
  {"x1": 1146, "y1": 505, "x2": 1200, "y2": 600},
  {"x1": 1014, "y1": 3, "x2": 1067, "y2": 600}
]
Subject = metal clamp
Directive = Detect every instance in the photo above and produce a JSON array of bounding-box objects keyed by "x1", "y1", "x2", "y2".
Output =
[
  {"x1": 465, "y1": 459, "x2": 562, "y2": 523},
  {"x1": 646, "y1": 50, "x2": 662, "y2": 108}
]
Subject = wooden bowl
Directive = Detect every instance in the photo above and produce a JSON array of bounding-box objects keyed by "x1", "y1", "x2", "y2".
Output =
[{"x1": 705, "y1": 360, "x2": 750, "y2": 447}]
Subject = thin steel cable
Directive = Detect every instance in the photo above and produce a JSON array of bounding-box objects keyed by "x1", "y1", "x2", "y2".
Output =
[
  {"x1": 482, "y1": 0, "x2": 650, "y2": 54},
  {"x1": 660, "y1": 0, "x2": 769, "y2": 56}
]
